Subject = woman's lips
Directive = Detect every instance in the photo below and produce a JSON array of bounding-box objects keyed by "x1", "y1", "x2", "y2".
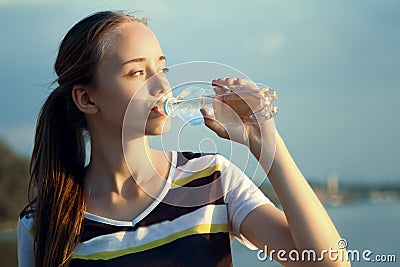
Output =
[{"x1": 150, "y1": 104, "x2": 166, "y2": 117}]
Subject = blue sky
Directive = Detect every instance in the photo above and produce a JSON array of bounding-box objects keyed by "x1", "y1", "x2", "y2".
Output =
[{"x1": 0, "y1": 0, "x2": 399, "y2": 184}]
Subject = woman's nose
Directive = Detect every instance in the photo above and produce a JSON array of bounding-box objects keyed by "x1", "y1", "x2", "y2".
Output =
[{"x1": 148, "y1": 73, "x2": 170, "y2": 97}]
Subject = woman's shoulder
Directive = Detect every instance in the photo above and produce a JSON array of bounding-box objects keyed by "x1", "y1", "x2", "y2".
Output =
[
  {"x1": 19, "y1": 199, "x2": 37, "y2": 221},
  {"x1": 18, "y1": 200, "x2": 36, "y2": 236}
]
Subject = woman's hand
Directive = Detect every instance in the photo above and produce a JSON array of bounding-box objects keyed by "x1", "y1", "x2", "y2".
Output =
[{"x1": 201, "y1": 78, "x2": 277, "y2": 160}]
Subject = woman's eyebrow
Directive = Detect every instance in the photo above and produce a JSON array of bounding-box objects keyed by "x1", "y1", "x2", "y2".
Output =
[{"x1": 121, "y1": 56, "x2": 166, "y2": 66}]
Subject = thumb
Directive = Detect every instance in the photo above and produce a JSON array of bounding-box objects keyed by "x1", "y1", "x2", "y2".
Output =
[{"x1": 200, "y1": 108, "x2": 229, "y2": 139}]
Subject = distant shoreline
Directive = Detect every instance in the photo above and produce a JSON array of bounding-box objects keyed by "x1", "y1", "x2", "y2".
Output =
[
  {"x1": 0, "y1": 221, "x2": 17, "y2": 233},
  {"x1": 0, "y1": 230, "x2": 17, "y2": 241},
  {"x1": 260, "y1": 182, "x2": 400, "y2": 207}
]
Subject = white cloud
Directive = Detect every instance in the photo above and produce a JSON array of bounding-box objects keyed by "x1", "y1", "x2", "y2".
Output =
[
  {"x1": 0, "y1": 0, "x2": 49, "y2": 7},
  {"x1": 245, "y1": 32, "x2": 285, "y2": 57},
  {"x1": 260, "y1": 32, "x2": 285, "y2": 56}
]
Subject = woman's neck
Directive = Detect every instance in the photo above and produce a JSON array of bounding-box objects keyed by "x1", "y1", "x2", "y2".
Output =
[{"x1": 84, "y1": 132, "x2": 166, "y2": 198}]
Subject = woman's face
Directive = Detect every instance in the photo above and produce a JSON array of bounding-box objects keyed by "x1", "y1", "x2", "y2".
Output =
[{"x1": 91, "y1": 21, "x2": 171, "y2": 137}]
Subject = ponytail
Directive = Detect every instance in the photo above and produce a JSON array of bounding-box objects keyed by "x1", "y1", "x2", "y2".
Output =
[
  {"x1": 29, "y1": 86, "x2": 86, "y2": 266},
  {"x1": 27, "y1": 10, "x2": 146, "y2": 266}
]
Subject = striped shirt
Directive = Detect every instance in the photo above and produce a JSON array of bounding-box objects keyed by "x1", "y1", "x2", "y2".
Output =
[{"x1": 17, "y1": 151, "x2": 273, "y2": 267}]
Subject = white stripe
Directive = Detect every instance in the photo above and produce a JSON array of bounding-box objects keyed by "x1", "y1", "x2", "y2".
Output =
[
  {"x1": 74, "y1": 204, "x2": 228, "y2": 256},
  {"x1": 172, "y1": 154, "x2": 217, "y2": 180},
  {"x1": 84, "y1": 213, "x2": 134, "y2": 227}
]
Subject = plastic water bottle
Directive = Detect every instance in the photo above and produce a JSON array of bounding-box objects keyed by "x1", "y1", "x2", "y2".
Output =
[
  {"x1": 162, "y1": 87, "x2": 214, "y2": 125},
  {"x1": 161, "y1": 85, "x2": 278, "y2": 126}
]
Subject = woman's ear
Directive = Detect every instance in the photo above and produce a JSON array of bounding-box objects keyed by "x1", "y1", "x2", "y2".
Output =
[{"x1": 72, "y1": 85, "x2": 99, "y2": 115}]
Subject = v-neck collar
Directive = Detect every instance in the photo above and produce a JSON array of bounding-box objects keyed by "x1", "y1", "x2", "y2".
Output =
[{"x1": 84, "y1": 151, "x2": 177, "y2": 227}]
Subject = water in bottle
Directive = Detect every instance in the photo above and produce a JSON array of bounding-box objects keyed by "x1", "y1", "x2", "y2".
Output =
[{"x1": 161, "y1": 84, "x2": 278, "y2": 126}]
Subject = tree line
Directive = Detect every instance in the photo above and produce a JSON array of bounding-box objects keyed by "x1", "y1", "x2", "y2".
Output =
[{"x1": 0, "y1": 140, "x2": 29, "y2": 230}]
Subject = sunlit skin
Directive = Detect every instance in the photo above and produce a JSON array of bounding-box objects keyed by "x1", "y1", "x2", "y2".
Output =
[
  {"x1": 72, "y1": 21, "x2": 349, "y2": 266},
  {"x1": 91, "y1": 23, "x2": 171, "y2": 137}
]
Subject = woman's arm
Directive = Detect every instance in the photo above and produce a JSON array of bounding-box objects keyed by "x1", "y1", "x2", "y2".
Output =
[
  {"x1": 241, "y1": 131, "x2": 350, "y2": 266},
  {"x1": 202, "y1": 78, "x2": 350, "y2": 266}
]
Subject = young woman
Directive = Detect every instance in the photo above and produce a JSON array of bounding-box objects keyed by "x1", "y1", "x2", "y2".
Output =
[{"x1": 17, "y1": 11, "x2": 349, "y2": 267}]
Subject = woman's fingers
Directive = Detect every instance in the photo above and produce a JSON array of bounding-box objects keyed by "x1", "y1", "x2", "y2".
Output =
[
  {"x1": 200, "y1": 108, "x2": 250, "y2": 145},
  {"x1": 212, "y1": 78, "x2": 259, "y2": 93},
  {"x1": 200, "y1": 108, "x2": 229, "y2": 139},
  {"x1": 212, "y1": 78, "x2": 247, "y2": 87}
]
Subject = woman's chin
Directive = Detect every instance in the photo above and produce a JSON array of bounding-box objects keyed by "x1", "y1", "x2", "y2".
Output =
[{"x1": 145, "y1": 118, "x2": 171, "y2": 136}]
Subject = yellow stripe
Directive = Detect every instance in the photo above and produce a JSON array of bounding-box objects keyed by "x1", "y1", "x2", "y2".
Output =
[
  {"x1": 171, "y1": 163, "x2": 221, "y2": 189},
  {"x1": 72, "y1": 223, "x2": 229, "y2": 260},
  {"x1": 28, "y1": 227, "x2": 34, "y2": 236}
]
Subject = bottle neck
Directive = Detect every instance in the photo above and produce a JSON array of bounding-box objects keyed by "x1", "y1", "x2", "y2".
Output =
[{"x1": 163, "y1": 98, "x2": 175, "y2": 116}]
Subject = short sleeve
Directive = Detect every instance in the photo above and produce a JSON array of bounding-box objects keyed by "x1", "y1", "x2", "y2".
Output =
[
  {"x1": 217, "y1": 154, "x2": 274, "y2": 250},
  {"x1": 17, "y1": 217, "x2": 34, "y2": 267}
]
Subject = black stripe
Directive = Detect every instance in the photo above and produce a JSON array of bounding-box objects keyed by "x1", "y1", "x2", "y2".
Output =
[
  {"x1": 71, "y1": 232, "x2": 232, "y2": 267},
  {"x1": 80, "y1": 219, "x2": 135, "y2": 242},
  {"x1": 176, "y1": 151, "x2": 218, "y2": 168},
  {"x1": 136, "y1": 200, "x2": 226, "y2": 229},
  {"x1": 162, "y1": 170, "x2": 225, "y2": 209},
  {"x1": 177, "y1": 170, "x2": 222, "y2": 188}
]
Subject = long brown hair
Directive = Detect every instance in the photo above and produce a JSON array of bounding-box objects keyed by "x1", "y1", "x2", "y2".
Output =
[{"x1": 29, "y1": 11, "x2": 145, "y2": 266}]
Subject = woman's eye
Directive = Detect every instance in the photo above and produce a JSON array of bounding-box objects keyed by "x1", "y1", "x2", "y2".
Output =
[
  {"x1": 159, "y1": 67, "x2": 169, "y2": 74},
  {"x1": 128, "y1": 70, "x2": 144, "y2": 77}
]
